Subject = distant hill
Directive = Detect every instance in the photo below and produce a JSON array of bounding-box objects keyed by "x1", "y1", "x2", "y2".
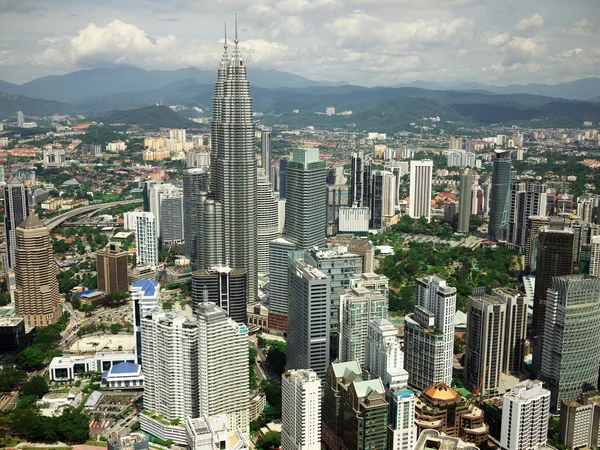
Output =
[
  {"x1": 0, "y1": 92, "x2": 79, "y2": 120},
  {"x1": 0, "y1": 66, "x2": 347, "y2": 105},
  {"x1": 96, "y1": 105, "x2": 200, "y2": 129}
]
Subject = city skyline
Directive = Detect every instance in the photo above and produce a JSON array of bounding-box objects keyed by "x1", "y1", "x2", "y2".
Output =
[{"x1": 0, "y1": 2, "x2": 598, "y2": 87}]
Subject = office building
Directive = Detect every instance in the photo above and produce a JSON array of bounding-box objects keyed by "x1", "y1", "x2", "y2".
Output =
[
  {"x1": 132, "y1": 212, "x2": 159, "y2": 268},
  {"x1": 0, "y1": 317, "x2": 31, "y2": 353},
  {"x1": 531, "y1": 220, "x2": 574, "y2": 372},
  {"x1": 404, "y1": 276, "x2": 456, "y2": 390},
  {"x1": 524, "y1": 215, "x2": 550, "y2": 271},
  {"x1": 322, "y1": 361, "x2": 388, "y2": 450},
  {"x1": 261, "y1": 128, "x2": 272, "y2": 182},
  {"x1": 326, "y1": 183, "x2": 348, "y2": 236},
  {"x1": 590, "y1": 235, "x2": 600, "y2": 277},
  {"x1": 97, "y1": 243, "x2": 129, "y2": 294},
  {"x1": 409, "y1": 160, "x2": 433, "y2": 222},
  {"x1": 4, "y1": 175, "x2": 29, "y2": 269},
  {"x1": 349, "y1": 151, "x2": 371, "y2": 207},
  {"x1": 388, "y1": 388, "x2": 417, "y2": 450},
  {"x1": 191, "y1": 267, "x2": 247, "y2": 324},
  {"x1": 196, "y1": 301, "x2": 249, "y2": 436},
  {"x1": 371, "y1": 170, "x2": 396, "y2": 229},
  {"x1": 42, "y1": 148, "x2": 66, "y2": 169},
  {"x1": 458, "y1": 168, "x2": 472, "y2": 233},
  {"x1": 279, "y1": 156, "x2": 291, "y2": 199},
  {"x1": 160, "y1": 193, "x2": 184, "y2": 246},
  {"x1": 131, "y1": 279, "x2": 160, "y2": 364},
  {"x1": 488, "y1": 150, "x2": 513, "y2": 241},
  {"x1": 559, "y1": 391, "x2": 600, "y2": 450},
  {"x1": 338, "y1": 206, "x2": 369, "y2": 237},
  {"x1": 182, "y1": 168, "x2": 209, "y2": 264},
  {"x1": 415, "y1": 430, "x2": 480, "y2": 450},
  {"x1": 196, "y1": 196, "x2": 224, "y2": 271},
  {"x1": 339, "y1": 273, "x2": 389, "y2": 367},
  {"x1": 14, "y1": 215, "x2": 61, "y2": 328},
  {"x1": 148, "y1": 183, "x2": 179, "y2": 238},
  {"x1": 540, "y1": 275, "x2": 600, "y2": 411},
  {"x1": 286, "y1": 255, "x2": 330, "y2": 378},
  {"x1": 209, "y1": 33, "x2": 258, "y2": 304},
  {"x1": 501, "y1": 380, "x2": 550, "y2": 450},
  {"x1": 256, "y1": 168, "x2": 278, "y2": 275},
  {"x1": 16, "y1": 110, "x2": 24, "y2": 127},
  {"x1": 267, "y1": 238, "x2": 296, "y2": 333},
  {"x1": 281, "y1": 369, "x2": 321, "y2": 450},
  {"x1": 365, "y1": 318, "x2": 409, "y2": 392},
  {"x1": 415, "y1": 382, "x2": 488, "y2": 446},
  {"x1": 286, "y1": 148, "x2": 326, "y2": 250},
  {"x1": 505, "y1": 180, "x2": 547, "y2": 249}
]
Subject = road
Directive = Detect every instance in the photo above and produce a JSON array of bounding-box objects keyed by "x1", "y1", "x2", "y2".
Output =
[
  {"x1": 251, "y1": 340, "x2": 272, "y2": 381},
  {"x1": 44, "y1": 199, "x2": 142, "y2": 230}
]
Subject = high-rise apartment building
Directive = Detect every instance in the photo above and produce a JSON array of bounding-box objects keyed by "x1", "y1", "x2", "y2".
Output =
[
  {"x1": 131, "y1": 279, "x2": 160, "y2": 364},
  {"x1": 4, "y1": 175, "x2": 29, "y2": 270},
  {"x1": 281, "y1": 369, "x2": 322, "y2": 450},
  {"x1": 458, "y1": 168, "x2": 472, "y2": 234},
  {"x1": 13, "y1": 215, "x2": 61, "y2": 327},
  {"x1": 182, "y1": 168, "x2": 209, "y2": 265},
  {"x1": 388, "y1": 388, "x2": 417, "y2": 450},
  {"x1": 531, "y1": 220, "x2": 574, "y2": 373},
  {"x1": 349, "y1": 151, "x2": 372, "y2": 207},
  {"x1": 16, "y1": 111, "x2": 24, "y2": 127},
  {"x1": 169, "y1": 128, "x2": 186, "y2": 144},
  {"x1": 365, "y1": 318, "x2": 409, "y2": 392},
  {"x1": 286, "y1": 148, "x2": 326, "y2": 250},
  {"x1": 191, "y1": 266, "x2": 247, "y2": 324},
  {"x1": 409, "y1": 160, "x2": 433, "y2": 222},
  {"x1": 209, "y1": 33, "x2": 258, "y2": 304},
  {"x1": 261, "y1": 128, "x2": 272, "y2": 182},
  {"x1": 449, "y1": 136, "x2": 463, "y2": 150},
  {"x1": 558, "y1": 391, "x2": 600, "y2": 450},
  {"x1": 267, "y1": 237, "x2": 296, "y2": 333},
  {"x1": 590, "y1": 235, "x2": 600, "y2": 277},
  {"x1": 540, "y1": 275, "x2": 600, "y2": 411},
  {"x1": 132, "y1": 212, "x2": 159, "y2": 268},
  {"x1": 159, "y1": 193, "x2": 184, "y2": 246},
  {"x1": 148, "y1": 182, "x2": 179, "y2": 238},
  {"x1": 505, "y1": 180, "x2": 547, "y2": 249},
  {"x1": 501, "y1": 380, "x2": 550, "y2": 450},
  {"x1": 96, "y1": 243, "x2": 129, "y2": 294},
  {"x1": 339, "y1": 273, "x2": 389, "y2": 366},
  {"x1": 286, "y1": 254, "x2": 330, "y2": 378},
  {"x1": 488, "y1": 150, "x2": 513, "y2": 241},
  {"x1": 256, "y1": 168, "x2": 278, "y2": 275},
  {"x1": 404, "y1": 275, "x2": 456, "y2": 390},
  {"x1": 196, "y1": 301, "x2": 249, "y2": 436}
]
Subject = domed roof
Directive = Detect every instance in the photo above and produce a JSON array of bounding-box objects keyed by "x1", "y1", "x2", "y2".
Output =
[{"x1": 423, "y1": 382, "x2": 459, "y2": 402}]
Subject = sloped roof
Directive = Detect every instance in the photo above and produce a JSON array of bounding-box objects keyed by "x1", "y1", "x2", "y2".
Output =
[
  {"x1": 424, "y1": 382, "x2": 459, "y2": 402},
  {"x1": 19, "y1": 214, "x2": 45, "y2": 230}
]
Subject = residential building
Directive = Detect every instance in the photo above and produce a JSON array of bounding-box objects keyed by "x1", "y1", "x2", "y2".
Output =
[
  {"x1": 559, "y1": 391, "x2": 600, "y2": 450},
  {"x1": 257, "y1": 168, "x2": 278, "y2": 275},
  {"x1": 16, "y1": 110, "x2": 24, "y2": 127},
  {"x1": 409, "y1": 160, "x2": 433, "y2": 222},
  {"x1": 182, "y1": 168, "x2": 209, "y2": 265},
  {"x1": 540, "y1": 275, "x2": 600, "y2": 411},
  {"x1": 191, "y1": 266, "x2": 247, "y2": 324},
  {"x1": 14, "y1": 215, "x2": 61, "y2": 327},
  {"x1": 281, "y1": 369, "x2": 322, "y2": 450},
  {"x1": 286, "y1": 148, "x2": 327, "y2": 250},
  {"x1": 4, "y1": 175, "x2": 29, "y2": 270},
  {"x1": 184, "y1": 415, "x2": 249, "y2": 450},
  {"x1": 501, "y1": 380, "x2": 550, "y2": 450},
  {"x1": 286, "y1": 254, "x2": 330, "y2": 378},
  {"x1": 160, "y1": 193, "x2": 184, "y2": 246},
  {"x1": 504, "y1": 180, "x2": 547, "y2": 249},
  {"x1": 488, "y1": 150, "x2": 513, "y2": 241},
  {"x1": 458, "y1": 168, "x2": 472, "y2": 233},
  {"x1": 339, "y1": 273, "x2": 389, "y2": 367},
  {"x1": 96, "y1": 243, "x2": 129, "y2": 294},
  {"x1": 590, "y1": 235, "x2": 600, "y2": 277},
  {"x1": 388, "y1": 388, "x2": 417, "y2": 450},
  {"x1": 132, "y1": 212, "x2": 159, "y2": 268}
]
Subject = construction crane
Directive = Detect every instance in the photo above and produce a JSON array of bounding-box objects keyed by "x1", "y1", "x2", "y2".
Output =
[{"x1": 473, "y1": 365, "x2": 488, "y2": 397}]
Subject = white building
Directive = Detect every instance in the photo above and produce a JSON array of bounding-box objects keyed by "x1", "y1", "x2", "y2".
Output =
[
  {"x1": 338, "y1": 206, "x2": 369, "y2": 237},
  {"x1": 590, "y1": 235, "x2": 600, "y2": 278},
  {"x1": 132, "y1": 212, "x2": 158, "y2": 267},
  {"x1": 170, "y1": 129, "x2": 187, "y2": 144},
  {"x1": 365, "y1": 319, "x2": 409, "y2": 392},
  {"x1": 148, "y1": 182, "x2": 180, "y2": 237},
  {"x1": 257, "y1": 168, "x2": 278, "y2": 275},
  {"x1": 501, "y1": 380, "x2": 550, "y2": 450},
  {"x1": 389, "y1": 388, "x2": 417, "y2": 450},
  {"x1": 325, "y1": 107, "x2": 336, "y2": 116},
  {"x1": 185, "y1": 414, "x2": 249, "y2": 450},
  {"x1": 49, "y1": 352, "x2": 137, "y2": 381},
  {"x1": 131, "y1": 279, "x2": 160, "y2": 364},
  {"x1": 339, "y1": 273, "x2": 389, "y2": 367},
  {"x1": 409, "y1": 160, "x2": 433, "y2": 222},
  {"x1": 281, "y1": 369, "x2": 322, "y2": 450}
]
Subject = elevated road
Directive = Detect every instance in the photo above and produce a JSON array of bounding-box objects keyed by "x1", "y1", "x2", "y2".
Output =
[{"x1": 44, "y1": 199, "x2": 142, "y2": 230}]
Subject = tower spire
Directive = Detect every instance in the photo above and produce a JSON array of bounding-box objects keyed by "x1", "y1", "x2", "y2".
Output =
[
  {"x1": 234, "y1": 13, "x2": 238, "y2": 45},
  {"x1": 224, "y1": 21, "x2": 228, "y2": 49}
]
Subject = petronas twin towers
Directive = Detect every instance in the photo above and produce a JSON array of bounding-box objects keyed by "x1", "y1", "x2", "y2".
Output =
[{"x1": 198, "y1": 20, "x2": 258, "y2": 302}]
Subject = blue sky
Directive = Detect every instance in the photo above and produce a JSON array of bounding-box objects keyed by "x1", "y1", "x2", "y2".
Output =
[{"x1": 0, "y1": 0, "x2": 598, "y2": 85}]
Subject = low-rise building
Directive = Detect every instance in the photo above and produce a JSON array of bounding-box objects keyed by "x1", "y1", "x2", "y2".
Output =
[
  {"x1": 49, "y1": 352, "x2": 137, "y2": 381},
  {"x1": 184, "y1": 414, "x2": 249, "y2": 450}
]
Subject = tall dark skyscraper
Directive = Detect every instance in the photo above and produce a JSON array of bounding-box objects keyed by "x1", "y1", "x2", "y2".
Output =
[
  {"x1": 4, "y1": 176, "x2": 29, "y2": 269},
  {"x1": 279, "y1": 155, "x2": 291, "y2": 199},
  {"x1": 349, "y1": 151, "x2": 371, "y2": 207},
  {"x1": 182, "y1": 168, "x2": 209, "y2": 265},
  {"x1": 488, "y1": 150, "x2": 513, "y2": 241},
  {"x1": 458, "y1": 168, "x2": 472, "y2": 234},
  {"x1": 208, "y1": 23, "x2": 258, "y2": 302}
]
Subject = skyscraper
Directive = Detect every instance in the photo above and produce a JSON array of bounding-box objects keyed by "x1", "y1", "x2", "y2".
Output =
[
  {"x1": 540, "y1": 275, "x2": 600, "y2": 411},
  {"x1": 281, "y1": 369, "x2": 322, "y2": 450},
  {"x1": 388, "y1": 389, "x2": 417, "y2": 450},
  {"x1": 279, "y1": 155, "x2": 291, "y2": 199},
  {"x1": 365, "y1": 318, "x2": 409, "y2": 392},
  {"x1": 285, "y1": 148, "x2": 326, "y2": 250},
  {"x1": 501, "y1": 380, "x2": 550, "y2": 450},
  {"x1": 349, "y1": 151, "x2": 371, "y2": 207},
  {"x1": 96, "y1": 243, "x2": 129, "y2": 294},
  {"x1": 505, "y1": 180, "x2": 547, "y2": 249},
  {"x1": 409, "y1": 160, "x2": 433, "y2": 222},
  {"x1": 404, "y1": 275, "x2": 456, "y2": 390},
  {"x1": 16, "y1": 111, "x2": 24, "y2": 127},
  {"x1": 339, "y1": 273, "x2": 389, "y2": 366},
  {"x1": 261, "y1": 128, "x2": 272, "y2": 182},
  {"x1": 148, "y1": 182, "x2": 179, "y2": 238},
  {"x1": 14, "y1": 215, "x2": 61, "y2": 327},
  {"x1": 590, "y1": 235, "x2": 600, "y2": 277},
  {"x1": 256, "y1": 168, "x2": 278, "y2": 275},
  {"x1": 132, "y1": 212, "x2": 159, "y2": 268},
  {"x1": 488, "y1": 150, "x2": 513, "y2": 241},
  {"x1": 370, "y1": 170, "x2": 396, "y2": 229},
  {"x1": 210, "y1": 25, "x2": 258, "y2": 302},
  {"x1": 159, "y1": 193, "x2": 184, "y2": 246},
  {"x1": 267, "y1": 237, "x2": 296, "y2": 333},
  {"x1": 286, "y1": 254, "x2": 330, "y2": 378},
  {"x1": 191, "y1": 266, "x2": 247, "y2": 324},
  {"x1": 182, "y1": 168, "x2": 209, "y2": 264},
  {"x1": 131, "y1": 279, "x2": 160, "y2": 365},
  {"x1": 458, "y1": 168, "x2": 472, "y2": 233},
  {"x1": 4, "y1": 176, "x2": 29, "y2": 270}
]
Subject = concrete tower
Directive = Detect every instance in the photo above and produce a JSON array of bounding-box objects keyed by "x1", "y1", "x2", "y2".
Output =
[
  {"x1": 4, "y1": 175, "x2": 29, "y2": 270},
  {"x1": 409, "y1": 160, "x2": 433, "y2": 222},
  {"x1": 458, "y1": 168, "x2": 472, "y2": 233},
  {"x1": 256, "y1": 168, "x2": 278, "y2": 275},
  {"x1": 182, "y1": 168, "x2": 209, "y2": 265},
  {"x1": 488, "y1": 150, "x2": 513, "y2": 241}
]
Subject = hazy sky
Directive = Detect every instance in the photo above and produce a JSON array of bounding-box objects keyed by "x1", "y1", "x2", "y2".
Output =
[{"x1": 0, "y1": 0, "x2": 598, "y2": 86}]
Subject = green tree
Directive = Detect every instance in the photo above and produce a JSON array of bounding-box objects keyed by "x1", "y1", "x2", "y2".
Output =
[
  {"x1": 17, "y1": 347, "x2": 46, "y2": 370},
  {"x1": 260, "y1": 379, "x2": 282, "y2": 411},
  {"x1": 256, "y1": 431, "x2": 281, "y2": 450},
  {"x1": 266, "y1": 341, "x2": 286, "y2": 375},
  {"x1": 0, "y1": 367, "x2": 27, "y2": 392},
  {"x1": 20, "y1": 376, "x2": 49, "y2": 398}
]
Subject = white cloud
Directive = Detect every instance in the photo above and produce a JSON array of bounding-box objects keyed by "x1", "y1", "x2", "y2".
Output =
[
  {"x1": 515, "y1": 14, "x2": 544, "y2": 31},
  {"x1": 558, "y1": 48, "x2": 583, "y2": 59},
  {"x1": 275, "y1": 0, "x2": 341, "y2": 16},
  {"x1": 486, "y1": 32, "x2": 510, "y2": 47},
  {"x1": 507, "y1": 37, "x2": 539, "y2": 53},
  {"x1": 562, "y1": 19, "x2": 594, "y2": 37}
]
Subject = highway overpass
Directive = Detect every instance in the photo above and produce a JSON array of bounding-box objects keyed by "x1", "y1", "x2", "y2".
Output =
[{"x1": 44, "y1": 199, "x2": 142, "y2": 230}]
